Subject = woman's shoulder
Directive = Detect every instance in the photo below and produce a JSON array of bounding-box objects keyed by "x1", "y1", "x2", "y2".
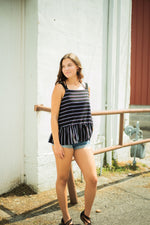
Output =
[
  {"x1": 53, "y1": 82, "x2": 65, "y2": 94},
  {"x1": 55, "y1": 81, "x2": 67, "y2": 89},
  {"x1": 52, "y1": 82, "x2": 66, "y2": 99}
]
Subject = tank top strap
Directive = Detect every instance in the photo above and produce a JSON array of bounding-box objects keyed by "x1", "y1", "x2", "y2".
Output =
[
  {"x1": 81, "y1": 82, "x2": 88, "y2": 89},
  {"x1": 85, "y1": 82, "x2": 88, "y2": 89},
  {"x1": 59, "y1": 82, "x2": 68, "y2": 90}
]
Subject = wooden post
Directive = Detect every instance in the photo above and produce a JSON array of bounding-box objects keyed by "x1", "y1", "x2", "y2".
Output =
[
  {"x1": 67, "y1": 165, "x2": 78, "y2": 204},
  {"x1": 119, "y1": 113, "x2": 124, "y2": 145}
]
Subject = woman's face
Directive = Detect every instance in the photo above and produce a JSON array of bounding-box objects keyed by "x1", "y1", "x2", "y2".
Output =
[{"x1": 62, "y1": 58, "x2": 78, "y2": 79}]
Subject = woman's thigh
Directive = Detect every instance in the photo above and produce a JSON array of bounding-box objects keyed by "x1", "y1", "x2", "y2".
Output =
[
  {"x1": 74, "y1": 147, "x2": 97, "y2": 182},
  {"x1": 52, "y1": 146, "x2": 74, "y2": 179}
]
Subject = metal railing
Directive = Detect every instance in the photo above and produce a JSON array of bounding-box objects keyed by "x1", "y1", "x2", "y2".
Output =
[{"x1": 34, "y1": 105, "x2": 150, "y2": 204}]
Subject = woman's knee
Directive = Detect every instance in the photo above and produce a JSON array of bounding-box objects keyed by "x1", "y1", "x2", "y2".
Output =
[
  {"x1": 57, "y1": 175, "x2": 69, "y2": 186},
  {"x1": 91, "y1": 175, "x2": 98, "y2": 186},
  {"x1": 86, "y1": 174, "x2": 98, "y2": 186}
]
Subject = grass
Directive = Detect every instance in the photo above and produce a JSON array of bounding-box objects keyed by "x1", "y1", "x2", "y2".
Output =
[{"x1": 96, "y1": 160, "x2": 148, "y2": 176}]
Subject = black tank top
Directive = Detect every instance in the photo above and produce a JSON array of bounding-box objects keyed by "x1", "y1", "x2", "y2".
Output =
[{"x1": 48, "y1": 82, "x2": 93, "y2": 145}]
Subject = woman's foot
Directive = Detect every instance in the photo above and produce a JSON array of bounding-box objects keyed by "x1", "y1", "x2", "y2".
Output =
[
  {"x1": 61, "y1": 218, "x2": 74, "y2": 225},
  {"x1": 80, "y1": 210, "x2": 91, "y2": 224}
]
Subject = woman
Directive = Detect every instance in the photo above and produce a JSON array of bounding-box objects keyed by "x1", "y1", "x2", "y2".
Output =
[{"x1": 49, "y1": 53, "x2": 97, "y2": 225}]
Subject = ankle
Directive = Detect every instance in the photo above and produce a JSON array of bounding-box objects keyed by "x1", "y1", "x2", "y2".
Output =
[
  {"x1": 84, "y1": 210, "x2": 90, "y2": 218},
  {"x1": 63, "y1": 215, "x2": 71, "y2": 223}
]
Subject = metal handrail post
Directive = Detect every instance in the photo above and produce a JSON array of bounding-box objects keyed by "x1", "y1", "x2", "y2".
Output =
[
  {"x1": 67, "y1": 165, "x2": 78, "y2": 204},
  {"x1": 119, "y1": 113, "x2": 124, "y2": 145}
]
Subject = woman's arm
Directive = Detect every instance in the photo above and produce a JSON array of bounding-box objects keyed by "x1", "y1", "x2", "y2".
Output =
[{"x1": 51, "y1": 83, "x2": 65, "y2": 158}]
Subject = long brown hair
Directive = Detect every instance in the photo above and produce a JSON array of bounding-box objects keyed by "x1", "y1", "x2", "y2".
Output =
[{"x1": 55, "y1": 53, "x2": 84, "y2": 84}]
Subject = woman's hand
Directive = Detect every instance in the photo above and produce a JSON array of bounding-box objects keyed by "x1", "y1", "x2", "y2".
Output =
[{"x1": 53, "y1": 144, "x2": 65, "y2": 159}]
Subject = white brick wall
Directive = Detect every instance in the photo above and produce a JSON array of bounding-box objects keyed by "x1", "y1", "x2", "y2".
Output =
[{"x1": 0, "y1": 0, "x2": 132, "y2": 194}]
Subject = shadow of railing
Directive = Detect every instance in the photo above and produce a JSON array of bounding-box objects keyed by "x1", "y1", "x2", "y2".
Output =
[{"x1": 0, "y1": 199, "x2": 59, "y2": 224}]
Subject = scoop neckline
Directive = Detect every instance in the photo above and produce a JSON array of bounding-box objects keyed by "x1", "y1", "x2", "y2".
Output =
[
  {"x1": 66, "y1": 88, "x2": 87, "y2": 91},
  {"x1": 65, "y1": 82, "x2": 86, "y2": 91}
]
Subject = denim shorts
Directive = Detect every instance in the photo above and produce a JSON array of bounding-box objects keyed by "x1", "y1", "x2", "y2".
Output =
[{"x1": 61, "y1": 140, "x2": 90, "y2": 150}]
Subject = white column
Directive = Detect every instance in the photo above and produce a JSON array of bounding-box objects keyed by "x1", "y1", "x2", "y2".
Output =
[{"x1": 24, "y1": 0, "x2": 38, "y2": 191}]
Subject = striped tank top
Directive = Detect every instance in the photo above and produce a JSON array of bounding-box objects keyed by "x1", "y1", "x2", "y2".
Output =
[{"x1": 49, "y1": 82, "x2": 93, "y2": 145}]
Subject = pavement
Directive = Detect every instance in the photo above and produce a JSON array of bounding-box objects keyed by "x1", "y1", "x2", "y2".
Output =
[
  {"x1": 0, "y1": 143, "x2": 150, "y2": 225},
  {"x1": 0, "y1": 167, "x2": 150, "y2": 225}
]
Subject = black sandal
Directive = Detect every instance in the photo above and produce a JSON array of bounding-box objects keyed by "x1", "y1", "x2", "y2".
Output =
[
  {"x1": 61, "y1": 218, "x2": 74, "y2": 225},
  {"x1": 80, "y1": 211, "x2": 91, "y2": 224}
]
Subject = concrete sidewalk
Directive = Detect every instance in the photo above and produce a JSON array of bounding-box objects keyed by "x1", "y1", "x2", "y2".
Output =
[{"x1": 0, "y1": 169, "x2": 150, "y2": 225}]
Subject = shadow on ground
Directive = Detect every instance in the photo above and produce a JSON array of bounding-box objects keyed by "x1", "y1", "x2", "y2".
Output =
[{"x1": 0, "y1": 170, "x2": 150, "y2": 225}]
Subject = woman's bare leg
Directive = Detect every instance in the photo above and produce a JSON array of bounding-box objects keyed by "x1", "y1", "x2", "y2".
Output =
[
  {"x1": 53, "y1": 146, "x2": 74, "y2": 223},
  {"x1": 74, "y1": 147, "x2": 97, "y2": 223}
]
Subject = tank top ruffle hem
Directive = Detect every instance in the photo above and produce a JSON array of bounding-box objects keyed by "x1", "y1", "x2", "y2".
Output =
[{"x1": 48, "y1": 82, "x2": 93, "y2": 145}]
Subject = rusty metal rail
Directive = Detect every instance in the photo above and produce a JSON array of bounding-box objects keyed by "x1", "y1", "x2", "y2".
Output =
[{"x1": 34, "y1": 105, "x2": 150, "y2": 204}]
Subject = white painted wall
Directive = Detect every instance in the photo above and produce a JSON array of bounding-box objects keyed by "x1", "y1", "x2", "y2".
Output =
[
  {"x1": 105, "y1": 0, "x2": 132, "y2": 164},
  {"x1": 24, "y1": 0, "x2": 38, "y2": 191},
  {"x1": 0, "y1": 0, "x2": 24, "y2": 194},
  {"x1": 0, "y1": 0, "x2": 39, "y2": 195},
  {"x1": 37, "y1": 0, "x2": 108, "y2": 190},
  {"x1": 36, "y1": 0, "x2": 132, "y2": 191},
  {"x1": 0, "y1": 0, "x2": 132, "y2": 194}
]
